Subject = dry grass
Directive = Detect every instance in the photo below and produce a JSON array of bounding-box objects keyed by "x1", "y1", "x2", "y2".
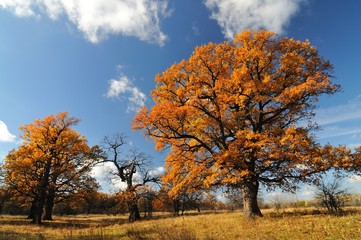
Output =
[
  {"x1": 0, "y1": 214, "x2": 128, "y2": 240},
  {"x1": 0, "y1": 209, "x2": 360, "y2": 240}
]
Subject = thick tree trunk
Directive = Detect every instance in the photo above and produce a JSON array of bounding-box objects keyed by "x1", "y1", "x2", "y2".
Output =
[
  {"x1": 33, "y1": 197, "x2": 46, "y2": 224},
  {"x1": 242, "y1": 179, "x2": 263, "y2": 219},
  {"x1": 173, "y1": 199, "x2": 180, "y2": 216},
  {"x1": 43, "y1": 190, "x2": 55, "y2": 220},
  {"x1": 27, "y1": 199, "x2": 37, "y2": 219},
  {"x1": 128, "y1": 204, "x2": 141, "y2": 222},
  {"x1": 32, "y1": 160, "x2": 52, "y2": 224}
]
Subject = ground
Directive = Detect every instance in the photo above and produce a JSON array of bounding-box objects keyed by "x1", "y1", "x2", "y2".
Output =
[{"x1": 0, "y1": 208, "x2": 360, "y2": 239}]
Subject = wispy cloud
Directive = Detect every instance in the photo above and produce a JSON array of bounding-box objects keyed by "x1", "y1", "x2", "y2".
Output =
[
  {"x1": 0, "y1": 0, "x2": 170, "y2": 45},
  {"x1": 317, "y1": 126, "x2": 361, "y2": 139},
  {"x1": 312, "y1": 96, "x2": 361, "y2": 140},
  {"x1": 315, "y1": 95, "x2": 361, "y2": 126},
  {"x1": 0, "y1": 121, "x2": 16, "y2": 143},
  {"x1": 204, "y1": 0, "x2": 305, "y2": 40},
  {"x1": 192, "y1": 22, "x2": 200, "y2": 36},
  {"x1": 107, "y1": 74, "x2": 147, "y2": 112}
]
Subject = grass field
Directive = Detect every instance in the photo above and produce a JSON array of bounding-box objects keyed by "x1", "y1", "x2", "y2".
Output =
[{"x1": 0, "y1": 209, "x2": 360, "y2": 240}]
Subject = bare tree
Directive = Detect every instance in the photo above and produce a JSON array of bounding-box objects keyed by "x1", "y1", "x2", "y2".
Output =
[
  {"x1": 314, "y1": 177, "x2": 350, "y2": 214},
  {"x1": 222, "y1": 187, "x2": 243, "y2": 212},
  {"x1": 269, "y1": 193, "x2": 287, "y2": 210},
  {"x1": 101, "y1": 134, "x2": 161, "y2": 222},
  {"x1": 170, "y1": 189, "x2": 204, "y2": 215}
]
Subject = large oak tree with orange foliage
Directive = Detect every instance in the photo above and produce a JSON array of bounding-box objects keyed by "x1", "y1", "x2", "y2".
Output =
[
  {"x1": 133, "y1": 30, "x2": 355, "y2": 218},
  {"x1": 4, "y1": 112, "x2": 101, "y2": 224}
]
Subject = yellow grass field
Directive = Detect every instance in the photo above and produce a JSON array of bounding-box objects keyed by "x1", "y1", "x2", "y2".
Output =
[{"x1": 0, "y1": 209, "x2": 360, "y2": 240}]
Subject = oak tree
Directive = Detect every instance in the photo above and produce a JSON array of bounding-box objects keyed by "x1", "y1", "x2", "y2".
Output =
[
  {"x1": 4, "y1": 112, "x2": 100, "y2": 224},
  {"x1": 133, "y1": 30, "x2": 351, "y2": 218}
]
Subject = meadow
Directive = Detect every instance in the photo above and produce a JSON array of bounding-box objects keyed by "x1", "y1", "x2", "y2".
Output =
[{"x1": 0, "y1": 208, "x2": 360, "y2": 240}]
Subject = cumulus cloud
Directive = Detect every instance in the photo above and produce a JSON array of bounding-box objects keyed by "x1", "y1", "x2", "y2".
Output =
[
  {"x1": 0, "y1": 0, "x2": 170, "y2": 45},
  {"x1": 91, "y1": 162, "x2": 114, "y2": 179},
  {"x1": 149, "y1": 166, "x2": 165, "y2": 177},
  {"x1": 0, "y1": 121, "x2": 16, "y2": 142},
  {"x1": 107, "y1": 75, "x2": 147, "y2": 112},
  {"x1": 0, "y1": 0, "x2": 35, "y2": 17},
  {"x1": 204, "y1": 0, "x2": 304, "y2": 40},
  {"x1": 91, "y1": 162, "x2": 127, "y2": 192}
]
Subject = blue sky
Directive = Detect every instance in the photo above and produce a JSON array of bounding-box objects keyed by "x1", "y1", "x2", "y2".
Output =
[{"x1": 0, "y1": 0, "x2": 360, "y2": 196}]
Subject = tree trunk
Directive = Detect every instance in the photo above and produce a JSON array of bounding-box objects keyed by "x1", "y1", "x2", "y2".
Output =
[
  {"x1": 128, "y1": 203, "x2": 141, "y2": 222},
  {"x1": 43, "y1": 189, "x2": 55, "y2": 220},
  {"x1": 195, "y1": 205, "x2": 201, "y2": 213},
  {"x1": 33, "y1": 197, "x2": 46, "y2": 224},
  {"x1": 27, "y1": 199, "x2": 37, "y2": 219},
  {"x1": 146, "y1": 198, "x2": 153, "y2": 218},
  {"x1": 173, "y1": 199, "x2": 180, "y2": 216},
  {"x1": 32, "y1": 160, "x2": 52, "y2": 224},
  {"x1": 242, "y1": 179, "x2": 263, "y2": 219}
]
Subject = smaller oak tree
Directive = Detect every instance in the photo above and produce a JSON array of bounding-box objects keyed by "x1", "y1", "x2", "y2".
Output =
[{"x1": 4, "y1": 112, "x2": 100, "y2": 224}]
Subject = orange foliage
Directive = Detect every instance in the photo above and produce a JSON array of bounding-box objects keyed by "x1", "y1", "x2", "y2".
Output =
[
  {"x1": 132, "y1": 29, "x2": 356, "y2": 218},
  {"x1": 4, "y1": 112, "x2": 98, "y2": 207}
]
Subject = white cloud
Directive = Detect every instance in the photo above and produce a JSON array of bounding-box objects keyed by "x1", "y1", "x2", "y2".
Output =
[
  {"x1": 0, "y1": 0, "x2": 35, "y2": 17},
  {"x1": 0, "y1": 121, "x2": 16, "y2": 143},
  {"x1": 107, "y1": 74, "x2": 147, "y2": 112},
  {"x1": 91, "y1": 162, "x2": 114, "y2": 179},
  {"x1": 204, "y1": 0, "x2": 304, "y2": 40},
  {"x1": 149, "y1": 166, "x2": 165, "y2": 177},
  {"x1": 348, "y1": 175, "x2": 361, "y2": 184},
  {"x1": 107, "y1": 76, "x2": 131, "y2": 97},
  {"x1": 0, "y1": 0, "x2": 170, "y2": 45}
]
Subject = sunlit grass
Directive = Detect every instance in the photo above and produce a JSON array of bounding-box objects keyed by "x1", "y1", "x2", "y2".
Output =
[{"x1": 0, "y1": 209, "x2": 360, "y2": 239}]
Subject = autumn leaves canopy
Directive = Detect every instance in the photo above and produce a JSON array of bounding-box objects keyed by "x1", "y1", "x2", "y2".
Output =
[
  {"x1": 4, "y1": 112, "x2": 100, "y2": 224},
  {"x1": 132, "y1": 30, "x2": 358, "y2": 218}
]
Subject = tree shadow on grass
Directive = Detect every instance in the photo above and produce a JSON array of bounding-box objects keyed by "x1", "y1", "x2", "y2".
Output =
[
  {"x1": 0, "y1": 231, "x2": 46, "y2": 240},
  {"x1": 0, "y1": 215, "x2": 128, "y2": 229}
]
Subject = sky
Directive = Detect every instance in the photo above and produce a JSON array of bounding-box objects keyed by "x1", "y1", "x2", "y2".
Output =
[{"x1": 0, "y1": 0, "x2": 361, "y2": 197}]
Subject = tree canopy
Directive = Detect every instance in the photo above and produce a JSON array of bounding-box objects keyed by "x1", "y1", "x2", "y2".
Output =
[
  {"x1": 4, "y1": 112, "x2": 100, "y2": 224},
  {"x1": 132, "y1": 30, "x2": 353, "y2": 218}
]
